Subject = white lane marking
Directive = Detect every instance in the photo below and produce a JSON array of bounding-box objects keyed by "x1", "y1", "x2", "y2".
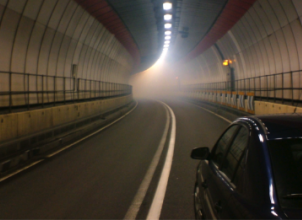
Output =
[
  {"x1": 146, "y1": 101, "x2": 176, "y2": 220},
  {"x1": 124, "y1": 102, "x2": 170, "y2": 220},
  {"x1": 189, "y1": 102, "x2": 232, "y2": 123},
  {"x1": 0, "y1": 101, "x2": 138, "y2": 183},
  {"x1": 0, "y1": 160, "x2": 43, "y2": 182},
  {"x1": 47, "y1": 101, "x2": 138, "y2": 157}
]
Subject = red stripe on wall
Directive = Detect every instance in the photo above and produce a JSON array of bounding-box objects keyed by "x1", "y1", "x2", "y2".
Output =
[
  {"x1": 74, "y1": 0, "x2": 140, "y2": 68},
  {"x1": 182, "y1": 0, "x2": 257, "y2": 63}
]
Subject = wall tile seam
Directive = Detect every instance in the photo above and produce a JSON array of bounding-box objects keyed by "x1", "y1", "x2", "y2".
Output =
[
  {"x1": 201, "y1": 25, "x2": 300, "y2": 75},
  {"x1": 4, "y1": 16, "x2": 131, "y2": 78},
  {"x1": 11, "y1": 10, "x2": 133, "y2": 68},
  {"x1": 228, "y1": 17, "x2": 301, "y2": 53}
]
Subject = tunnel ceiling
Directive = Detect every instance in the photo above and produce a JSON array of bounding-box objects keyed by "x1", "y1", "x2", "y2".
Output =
[
  {"x1": 168, "y1": 0, "x2": 228, "y2": 62},
  {"x1": 106, "y1": 0, "x2": 165, "y2": 73},
  {"x1": 75, "y1": 0, "x2": 256, "y2": 73}
]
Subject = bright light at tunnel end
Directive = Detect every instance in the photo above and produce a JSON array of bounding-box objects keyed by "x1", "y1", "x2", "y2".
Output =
[
  {"x1": 149, "y1": 48, "x2": 168, "y2": 68},
  {"x1": 157, "y1": 48, "x2": 169, "y2": 62}
]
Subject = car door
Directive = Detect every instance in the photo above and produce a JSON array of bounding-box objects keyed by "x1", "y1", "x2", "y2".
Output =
[
  {"x1": 199, "y1": 125, "x2": 239, "y2": 219},
  {"x1": 200, "y1": 125, "x2": 249, "y2": 219},
  {"x1": 218, "y1": 126, "x2": 249, "y2": 218}
]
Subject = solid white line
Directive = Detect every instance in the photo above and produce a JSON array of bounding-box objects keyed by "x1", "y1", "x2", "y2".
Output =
[
  {"x1": 146, "y1": 101, "x2": 176, "y2": 220},
  {"x1": 189, "y1": 102, "x2": 232, "y2": 123},
  {"x1": 47, "y1": 101, "x2": 138, "y2": 157},
  {"x1": 0, "y1": 160, "x2": 43, "y2": 182},
  {"x1": 124, "y1": 102, "x2": 170, "y2": 220},
  {"x1": 0, "y1": 101, "x2": 138, "y2": 183}
]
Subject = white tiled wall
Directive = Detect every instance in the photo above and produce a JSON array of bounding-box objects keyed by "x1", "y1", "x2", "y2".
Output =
[
  {"x1": 180, "y1": 0, "x2": 302, "y2": 99},
  {"x1": 0, "y1": 0, "x2": 133, "y2": 100}
]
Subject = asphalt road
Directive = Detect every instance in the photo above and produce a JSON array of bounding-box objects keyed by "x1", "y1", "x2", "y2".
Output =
[{"x1": 0, "y1": 98, "x2": 230, "y2": 219}]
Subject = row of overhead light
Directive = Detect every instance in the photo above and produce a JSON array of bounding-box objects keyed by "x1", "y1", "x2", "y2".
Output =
[{"x1": 163, "y1": 2, "x2": 173, "y2": 51}]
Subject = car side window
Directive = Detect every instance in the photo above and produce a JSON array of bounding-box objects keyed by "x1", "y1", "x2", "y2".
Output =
[
  {"x1": 212, "y1": 125, "x2": 239, "y2": 167},
  {"x1": 233, "y1": 153, "x2": 246, "y2": 193},
  {"x1": 221, "y1": 127, "x2": 249, "y2": 181}
]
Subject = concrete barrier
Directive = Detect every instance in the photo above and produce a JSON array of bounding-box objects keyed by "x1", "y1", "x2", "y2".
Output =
[
  {"x1": 0, "y1": 114, "x2": 18, "y2": 142},
  {"x1": 180, "y1": 91, "x2": 302, "y2": 116},
  {"x1": 17, "y1": 109, "x2": 52, "y2": 136},
  {"x1": 255, "y1": 101, "x2": 298, "y2": 115},
  {"x1": 52, "y1": 105, "x2": 79, "y2": 126},
  {"x1": 0, "y1": 95, "x2": 132, "y2": 143}
]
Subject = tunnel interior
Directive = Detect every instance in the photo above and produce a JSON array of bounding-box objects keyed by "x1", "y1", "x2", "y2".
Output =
[{"x1": 0, "y1": 0, "x2": 302, "y2": 219}]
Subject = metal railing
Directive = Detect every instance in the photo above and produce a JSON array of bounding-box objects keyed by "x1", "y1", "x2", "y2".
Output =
[
  {"x1": 0, "y1": 71, "x2": 132, "y2": 113},
  {"x1": 183, "y1": 70, "x2": 302, "y2": 105}
]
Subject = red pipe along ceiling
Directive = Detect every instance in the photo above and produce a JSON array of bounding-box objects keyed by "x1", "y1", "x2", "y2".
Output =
[
  {"x1": 183, "y1": 0, "x2": 257, "y2": 63},
  {"x1": 74, "y1": 0, "x2": 140, "y2": 68}
]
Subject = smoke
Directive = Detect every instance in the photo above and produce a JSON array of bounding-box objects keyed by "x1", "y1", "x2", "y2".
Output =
[{"x1": 130, "y1": 55, "x2": 181, "y2": 99}]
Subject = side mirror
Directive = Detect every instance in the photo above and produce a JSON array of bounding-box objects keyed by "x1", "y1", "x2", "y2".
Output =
[{"x1": 191, "y1": 147, "x2": 210, "y2": 160}]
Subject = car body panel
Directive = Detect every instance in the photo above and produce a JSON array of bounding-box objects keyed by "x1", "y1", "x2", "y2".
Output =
[{"x1": 193, "y1": 114, "x2": 302, "y2": 219}]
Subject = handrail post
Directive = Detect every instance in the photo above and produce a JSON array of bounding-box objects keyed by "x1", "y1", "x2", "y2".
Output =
[
  {"x1": 99, "y1": 81, "x2": 100, "y2": 98},
  {"x1": 259, "y1": 76, "x2": 262, "y2": 101},
  {"x1": 274, "y1": 74, "x2": 276, "y2": 103},
  {"x1": 282, "y1": 72, "x2": 284, "y2": 104},
  {"x1": 291, "y1": 71, "x2": 294, "y2": 105},
  {"x1": 53, "y1": 76, "x2": 56, "y2": 106},
  {"x1": 90, "y1": 80, "x2": 92, "y2": 100},
  {"x1": 77, "y1": 78, "x2": 80, "y2": 102},
  {"x1": 9, "y1": 72, "x2": 12, "y2": 113},
  {"x1": 63, "y1": 77, "x2": 66, "y2": 104},
  {"x1": 254, "y1": 78, "x2": 256, "y2": 98},
  {"x1": 27, "y1": 74, "x2": 30, "y2": 110},
  {"x1": 42, "y1": 75, "x2": 44, "y2": 108},
  {"x1": 266, "y1": 75, "x2": 269, "y2": 102},
  {"x1": 84, "y1": 79, "x2": 87, "y2": 100}
]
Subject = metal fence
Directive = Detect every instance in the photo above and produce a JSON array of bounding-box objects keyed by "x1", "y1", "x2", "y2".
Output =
[
  {"x1": 0, "y1": 71, "x2": 132, "y2": 113},
  {"x1": 183, "y1": 70, "x2": 302, "y2": 105}
]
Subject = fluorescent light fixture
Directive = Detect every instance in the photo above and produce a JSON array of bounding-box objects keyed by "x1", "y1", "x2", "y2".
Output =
[
  {"x1": 164, "y1": 14, "x2": 172, "y2": 21},
  {"x1": 163, "y1": 2, "x2": 172, "y2": 10},
  {"x1": 165, "y1": 36, "x2": 171, "y2": 40},
  {"x1": 165, "y1": 31, "x2": 172, "y2": 35},
  {"x1": 164, "y1": 23, "x2": 172, "y2": 29},
  {"x1": 164, "y1": 41, "x2": 170, "y2": 44},
  {"x1": 164, "y1": 44, "x2": 169, "y2": 48}
]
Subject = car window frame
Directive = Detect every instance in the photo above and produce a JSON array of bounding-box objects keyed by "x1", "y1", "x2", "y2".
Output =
[
  {"x1": 211, "y1": 124, "x2": 241, "y2": 169},
  {"x1": 222, "y1": 126, "x2": 250, "y2": 180},
  {"x1": 213, "y1": 124, "x2": 250, "y2": 188}
]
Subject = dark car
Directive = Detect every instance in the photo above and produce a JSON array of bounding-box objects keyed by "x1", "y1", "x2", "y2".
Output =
[{"x1": 191, "y1": 114, "x2": 302, "y2": 219}]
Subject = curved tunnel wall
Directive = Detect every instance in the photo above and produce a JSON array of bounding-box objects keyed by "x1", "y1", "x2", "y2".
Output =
[
  {"x1": 0, "y1": 0, "x2": 134, "y2": 107},
  {"x1": 178, "y1": 0, "x2": 302, "y2": 101}
]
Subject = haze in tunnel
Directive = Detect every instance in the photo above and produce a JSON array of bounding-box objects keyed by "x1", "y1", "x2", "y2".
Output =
[{"x1": 130, "y1": 50, "x2": 182, "y2": 99}]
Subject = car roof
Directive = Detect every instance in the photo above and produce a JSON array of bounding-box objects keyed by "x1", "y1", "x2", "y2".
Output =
[{"x1": 239, "y1": 114, "x2": 302, "y2": 140}]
